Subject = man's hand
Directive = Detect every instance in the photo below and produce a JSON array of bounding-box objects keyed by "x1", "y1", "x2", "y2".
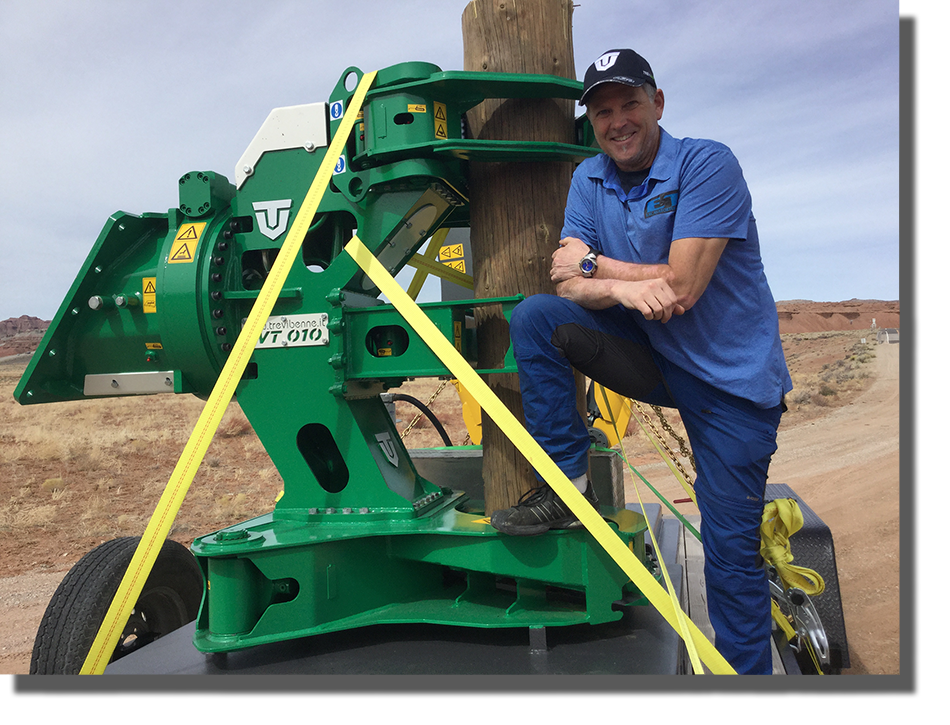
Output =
[
  {"x1": 613, "y1": 278, "x2": 684, "y2": 323},
  {"x1": 550, "y1": 237, "x2": 591, "y2": 283}
]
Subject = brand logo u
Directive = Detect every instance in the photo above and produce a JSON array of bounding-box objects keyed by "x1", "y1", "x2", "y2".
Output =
[
  {"x1": 252, "y1": 199, "x2": 293, "y2": 241},
  {"x1": 595, "y1": 52, "x2": 620, "y2": 71},
  {"x1": 375, "y1": 432, "x2": 399, "y2": 467}
]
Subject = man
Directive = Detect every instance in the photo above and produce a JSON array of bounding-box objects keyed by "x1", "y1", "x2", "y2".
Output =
[{"x1": 490, "y1": 49, "x2": 793, "y2": 674}]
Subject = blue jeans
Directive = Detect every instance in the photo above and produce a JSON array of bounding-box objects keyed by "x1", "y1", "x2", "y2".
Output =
[{"x1": 510, "y1": 294, "x2": 783, "y2": 674}]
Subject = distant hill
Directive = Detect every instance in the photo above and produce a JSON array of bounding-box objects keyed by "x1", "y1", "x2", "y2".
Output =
[
  {"x1": 775, "y1": 300, "x2": 899, "y2": 335},
  {"x1": 0, "y1": 316, "x2": 49, "y2": 359}
]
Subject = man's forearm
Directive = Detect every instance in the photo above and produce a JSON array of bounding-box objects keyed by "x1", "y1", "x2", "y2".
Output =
[
  {"x1": 556, "y1": 275, "x2": 683, "y2": 322},
  {"x1": 595, "y1": 256, "x2": 673, "y2": 285},
  {"x1": 555, "y1": 276, "x2": 627, "y2": 309},
  {"x1": 550, "y1": 236, "x2": 726, "y2": 314},
  {"x1": 591, "y1": 238, "x2": 727, "y2": 311}
]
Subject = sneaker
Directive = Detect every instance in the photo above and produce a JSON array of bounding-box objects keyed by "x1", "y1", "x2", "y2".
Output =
[{"x1": 490, "y1": 482, "x2": 599, "y2": 536}]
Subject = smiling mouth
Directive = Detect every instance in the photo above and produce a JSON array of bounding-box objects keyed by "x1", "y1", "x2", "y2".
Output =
[{"x1": 612, "y1": 132, "x2": 634, "y2": 143}]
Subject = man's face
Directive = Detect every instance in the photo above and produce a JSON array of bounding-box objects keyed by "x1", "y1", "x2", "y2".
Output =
[{"x1": 586, "y1": 83, "x2": 665, "y2": 172}]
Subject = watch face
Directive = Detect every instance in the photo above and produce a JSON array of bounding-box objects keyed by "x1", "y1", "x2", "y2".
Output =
[{"x1": 581, "y1": 258, "x2": 595, "y2": 273}]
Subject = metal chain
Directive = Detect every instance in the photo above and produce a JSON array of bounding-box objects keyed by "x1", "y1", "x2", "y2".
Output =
[
  {"x1": 399, "y1": 379, "x2": 450, "y2": 440},
  {"x1": 632, "y1": 400, "x2": 695, "y2": 486},
  {"x1": 652, "y1": 404, "x2": 696, "y2": 473}
]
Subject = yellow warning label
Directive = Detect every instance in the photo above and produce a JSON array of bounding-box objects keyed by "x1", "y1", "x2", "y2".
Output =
[
  {"x1": 142, "y1": 277, "x2": 157, "y2": 313},
  {"x1": 146, "y1": 342, "x2": 163, "y2": 350},
  {"x1": 408, "y1": 104, "x2": 427, "y2": 113},
  {"x1": 454, "y1": 320, "x2": 462, "y2": 352},
  {"x1": 170, "y1": 223, "x2": 205, "y2": 264},
  {"x1": 445, "y1": 259, "x2": 466, "y2": 272},
  {"x1": 434, "y1": 101, "x2": 447, "y2": 140},
  {"x1": 439, "y1": 244, "x2": 464, "y2": 261}
]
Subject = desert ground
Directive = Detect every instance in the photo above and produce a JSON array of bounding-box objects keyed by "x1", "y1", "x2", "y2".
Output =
[{"x1": 0, "y1": 303, "x2": 900, "y2": 675}]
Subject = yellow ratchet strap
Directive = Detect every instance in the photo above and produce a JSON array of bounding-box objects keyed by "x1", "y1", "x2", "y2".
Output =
[
  {"x1": 345, "y1": 236, "x2": 736, "y2": 675},
  {"x1": 761, "y1": 498, "x2": 826, "y2": 674},
  {"x1": 79, "y1": 70, "x2": 378, "y2": 675},
  {"x1": 760, "y1": 498, "x2": 825, "y2": 596}
]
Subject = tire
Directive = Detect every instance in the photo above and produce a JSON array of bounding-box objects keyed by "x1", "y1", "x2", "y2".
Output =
[{"x1": 30, "y1": 536, "x2": 204, "y2": 674}]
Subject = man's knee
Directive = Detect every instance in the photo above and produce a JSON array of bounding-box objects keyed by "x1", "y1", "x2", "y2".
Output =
[{"x1": 510, "y1": 294, "x2": 583, "y2": 352}]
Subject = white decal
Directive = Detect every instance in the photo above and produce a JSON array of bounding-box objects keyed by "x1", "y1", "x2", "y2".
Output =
[
  {"x1": 253, "y1": 199, "x2": 293, "y2": 241},
  {"x1": 375, "y1": 432, "x2": 399, "y2": 467},
  {"x1": 244, "y1": 313, "x2": 330, "y2": 349},
  {"x1": 594, "y1": 51, "x2": 620, "y2": 71}
]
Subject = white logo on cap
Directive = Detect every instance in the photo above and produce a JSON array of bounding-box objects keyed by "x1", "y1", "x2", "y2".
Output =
[{"x1": 594, "y1": 52, "x2": 620, "y2": 71}]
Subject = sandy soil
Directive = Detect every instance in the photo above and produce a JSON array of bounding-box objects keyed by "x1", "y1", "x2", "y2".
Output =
[{"x1": 0, "y1": 330, "x2": 900, "y2": 676}]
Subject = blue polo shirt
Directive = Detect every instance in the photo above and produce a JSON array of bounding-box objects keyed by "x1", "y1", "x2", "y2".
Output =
[{"x1": 562, "y1": 128, "x2": 792, "y2": 408}]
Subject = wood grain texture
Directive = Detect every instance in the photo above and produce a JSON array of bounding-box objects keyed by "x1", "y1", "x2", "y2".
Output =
[{"x1": 461, "y1": 0, "x2": 582, "y2": 513}]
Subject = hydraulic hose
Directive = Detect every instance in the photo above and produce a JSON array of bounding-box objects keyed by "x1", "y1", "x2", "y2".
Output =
[{"x1": 383, "y1": 393, "x2": 453, "y2": 447}]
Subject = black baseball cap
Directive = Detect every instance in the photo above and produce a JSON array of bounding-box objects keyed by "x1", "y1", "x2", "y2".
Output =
[{"x1": 580, "y1": 49, "x2": 656, "y2": 105}]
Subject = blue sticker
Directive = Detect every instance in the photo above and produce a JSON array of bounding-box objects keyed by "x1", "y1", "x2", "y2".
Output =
[
  {"x1": 644, "y1": 190, "x2": 679, "y2": 218},
  {"x1": 333, "y1": 155, "x2": 346, "y2": 175},
  {"x1": 330, "y1": 101, "x2": 344, "y2": 120}
]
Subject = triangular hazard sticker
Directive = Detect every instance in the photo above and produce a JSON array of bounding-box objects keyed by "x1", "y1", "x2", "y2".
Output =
[
  {"x1": 170, "y1": 243, "x2": 193, "y2": 262},
  {"x1": 143, "y1": 280, "x2": 156, "y2": 293},
  {"x1": 174, "y1": 222, "x2": 206, "y2": 243}
]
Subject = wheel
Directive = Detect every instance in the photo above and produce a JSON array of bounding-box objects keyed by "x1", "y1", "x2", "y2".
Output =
[{"x1": 30, "y1": 536, "x2": 204, "y2": 674}]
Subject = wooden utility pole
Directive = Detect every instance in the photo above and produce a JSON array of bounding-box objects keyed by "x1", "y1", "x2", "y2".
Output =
[{"x1": 461, "y1": 0, "x2": 583, "y2": 514}]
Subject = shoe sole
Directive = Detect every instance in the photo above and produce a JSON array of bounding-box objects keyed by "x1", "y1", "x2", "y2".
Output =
[{"x1": 489, "y1": 512, "x2": 586, "y2": 536}]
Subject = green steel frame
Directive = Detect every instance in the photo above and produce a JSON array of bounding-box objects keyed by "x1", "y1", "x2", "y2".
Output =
[{"x1": 16, "y1": 62, "x2": 657, "y2": 654}]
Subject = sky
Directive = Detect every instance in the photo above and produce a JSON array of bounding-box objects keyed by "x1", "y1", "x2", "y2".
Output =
[{"x1": 0, "y1": 0, "x2": 902, "y2": 322}]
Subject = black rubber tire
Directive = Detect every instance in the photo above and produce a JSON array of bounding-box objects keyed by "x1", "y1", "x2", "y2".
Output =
[{"x1": 30, "y1": 536, "x2": 204, "y2": 674}]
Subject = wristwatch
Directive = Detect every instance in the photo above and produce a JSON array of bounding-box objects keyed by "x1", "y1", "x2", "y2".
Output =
[{"x1": 579, "y1": 250, "x2": 600, "y2": 278}]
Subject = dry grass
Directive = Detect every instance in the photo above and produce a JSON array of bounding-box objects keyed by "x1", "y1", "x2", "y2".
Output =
[
  {"x1": 0, "y1": 357, "x2": 283, "y2": 575},
  {"x1": 783, "y1": 332, "x2": 878, "y2": 412}
]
